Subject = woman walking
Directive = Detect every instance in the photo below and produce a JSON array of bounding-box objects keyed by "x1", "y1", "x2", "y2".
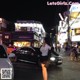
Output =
[{"x1": 40, "y1": 37, "x2": 51, "y2": 80}]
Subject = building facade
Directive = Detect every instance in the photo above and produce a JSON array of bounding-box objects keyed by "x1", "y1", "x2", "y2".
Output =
[
  {"x1": 13, "y1": 20, "x2": 46, "y2": 47},
  {"x1": 69, "y1": 4, "x2": 80, "y2": 43},
  {"x1": 57, "y1": 4, "x2": 80, "y2": 47},
  {"x1": 0, "y1": 18, "x2": 10, "y2": 45}
]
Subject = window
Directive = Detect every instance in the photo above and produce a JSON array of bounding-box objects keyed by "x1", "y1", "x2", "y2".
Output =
[
  {"x1": 27, "y1": 27, "x2": 30, "y2": 31},
  {"x1": 5, "y1": 35, "x2": 9, "y2": 39},
  {"x1": 34, "y1": 27, "x2": 39, "y2": 32},
  {"x1": 21, "y1": 27, "x2": 27, "y2": 31}
]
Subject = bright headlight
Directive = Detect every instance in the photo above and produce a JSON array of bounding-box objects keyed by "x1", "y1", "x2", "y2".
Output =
[{"x1": 50, "y1": 57, "x2": 55, "y2": 61}]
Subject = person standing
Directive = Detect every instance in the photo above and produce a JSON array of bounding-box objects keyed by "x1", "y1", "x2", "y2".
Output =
[
  {"x1": 7, "y1": 44, "x2": 14, "y2": 55},
  {"x1": 40, "y1": 37, "x2": 51, "y2": 80},
  {"x1": 57, "y1": 43, "x2": 61, "y2": 52}
]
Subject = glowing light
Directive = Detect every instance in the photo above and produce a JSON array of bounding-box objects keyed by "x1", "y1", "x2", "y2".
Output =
[
  {"x1": 72, "y1": 35, "x2": 80, "y2": 41},
  {"x1": 59, "y1": 13, "x2": 64, "y2": 20},
  {"x1": 50, "y1": 57, "x2": 55, "y2": 61},
  {"x1": 0, "y1": 18, "x2": 2, "y2": 23},
  {"x1": 70, "y1": 4, "x2": 80, "y2": 12},
  {"x1": 14, "y1": 42, "x2": 31, "y2": 47}
]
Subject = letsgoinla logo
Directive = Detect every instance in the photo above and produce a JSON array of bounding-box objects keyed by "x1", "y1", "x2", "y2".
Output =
[{"x1": 47, "y1": 1, "x2": 80, "y2": 6}]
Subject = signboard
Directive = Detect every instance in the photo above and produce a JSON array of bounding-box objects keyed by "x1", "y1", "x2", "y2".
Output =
[
  {"x1": 12, "y1": 32, "x2": 33, "y2": 40},
  {"x1": 34, "y1": 35, "x2": 39, "y2": 41},
  {"x1": 75, "y1": 28, "x2": 80, "y2": 35},
  {"x1": 72, "y1": 35, "x2": 80, "y2": 41},
  {"x1": 70, "y1": 4, "x2": 80, "y2": 12}
]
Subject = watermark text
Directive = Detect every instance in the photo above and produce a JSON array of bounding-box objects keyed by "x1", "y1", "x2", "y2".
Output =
[{"x1": 47, "y1": 1, "x2": 80, "y2": 6}]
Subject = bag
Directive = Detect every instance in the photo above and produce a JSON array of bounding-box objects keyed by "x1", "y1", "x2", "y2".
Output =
[{"x1": 48, "y1": 49, "x2": 52, "y2": 58}]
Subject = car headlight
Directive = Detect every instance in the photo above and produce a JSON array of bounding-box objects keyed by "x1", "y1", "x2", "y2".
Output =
[{"x1": 50, "y1": 57, "x2": 55, "y2": 61}]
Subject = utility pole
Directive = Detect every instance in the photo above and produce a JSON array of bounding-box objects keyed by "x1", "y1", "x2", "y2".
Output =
[
  {"x1": 67, "y1": 0, "x2": 71, "y2": 46},
  {"x1": 55, "y1": 25, "x2": 58, "y2": 51}
]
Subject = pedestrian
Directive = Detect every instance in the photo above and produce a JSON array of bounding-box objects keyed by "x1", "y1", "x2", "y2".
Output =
[
  {"x1": 70, "y1": 46, "x2": 78, "y2": 61},
  {"x1": 40, "y1": 37, "x2": 51, "y2": 80},
  {"x1": 57, "y1": 43, "x2": 61, "y2": 52},
  {"x1": 7, "y1": 44, "x2": 14, "y2": 55},
  {"x1": 8, "y1": 52, "x2": 17, "y2": 62}
]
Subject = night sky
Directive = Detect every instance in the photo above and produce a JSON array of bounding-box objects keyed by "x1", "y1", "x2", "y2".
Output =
[{"x1": 0, "y1": 0, "x2": 80, "y2": 33}]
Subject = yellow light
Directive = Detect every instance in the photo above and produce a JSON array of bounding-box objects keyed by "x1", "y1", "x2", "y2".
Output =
[
  {"x1": 70, "y1": 12, "x2": 80, "y2": 19},
  {"x1": 14, "y1": 41, "x2": 31, "y2": 47}
]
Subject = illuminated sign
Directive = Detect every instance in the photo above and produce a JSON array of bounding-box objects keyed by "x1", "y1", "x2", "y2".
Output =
[
  {"x1": 15, "y1": 22, "x2": 45, "y2": 33},
  {"x1": 19, "y1": 36, "x2": 32, "y2": 39},
  {"x1": 75, "y1": 28, "x2": 80, "y2": 35},
  {"x1": 12, "y1": 32, "x2": 34, "y2": 40},
  {"x1": 14, "y1": 41, "x2": 31, "y2": 47},
  {"x1": 72, "y1": 35, "x2": 80, "y2": 41},
  {"x1": 34, "y1": 35, "x2": 39, "y2": 41},
  {"x1": 0, "y1": 18, "x2": 2, "y2": 23},
  {"x1": 70, "y1": 4, "x2": 80, "y2": 12},
  {"x1": 5, "y1": 35, "x2": 9, "y2": 39},
  {"x1": 34, "y1": 27, "x2": 39, "y2": 32}
]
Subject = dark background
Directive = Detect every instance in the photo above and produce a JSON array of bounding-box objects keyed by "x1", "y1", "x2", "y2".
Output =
[{"x1": 0, "y1": 0, "x2": 80, "y2": 33}]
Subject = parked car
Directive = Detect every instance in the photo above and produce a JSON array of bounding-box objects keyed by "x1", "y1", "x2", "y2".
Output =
[
  {"x1": 0, "y1": 45, "x2": 14, "y2": 80},
  {"x1": 11, "y1": 47, "x2": 63, "y2": 66}
]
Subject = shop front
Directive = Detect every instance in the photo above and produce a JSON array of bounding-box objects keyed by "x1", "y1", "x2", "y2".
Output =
[
  {"x1": 12, "y1": 31, "x2": 40, "y2": 48},
  {"x1": 14, "y1": 41, "x2": 31, "y2": 47}
]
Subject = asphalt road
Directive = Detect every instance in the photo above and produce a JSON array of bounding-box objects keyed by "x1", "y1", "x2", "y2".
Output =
[
  {"x1": 13, "y1": 62, "x2": 43, "y2": 80},
  {"x1": 13, "y1": 49, "x2": 80, "y2": 80}
]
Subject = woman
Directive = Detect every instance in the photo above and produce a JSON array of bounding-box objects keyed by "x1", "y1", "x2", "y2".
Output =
[
  {"x1": 40, "y1": 37, "x2": 51, "y2": 66},
  {"x1": 40, "y1": 37, "x2": 51, "y2": 80}
]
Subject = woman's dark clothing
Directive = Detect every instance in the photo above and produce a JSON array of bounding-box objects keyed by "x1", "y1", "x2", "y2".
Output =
[{"x1": 40, "y1": 56, "x2": 49, "y2": 63}]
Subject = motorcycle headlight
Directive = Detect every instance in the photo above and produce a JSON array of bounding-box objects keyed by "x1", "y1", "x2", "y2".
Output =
[{"x1": 50, "y1": 57, "x2": 55, "y2": 61}]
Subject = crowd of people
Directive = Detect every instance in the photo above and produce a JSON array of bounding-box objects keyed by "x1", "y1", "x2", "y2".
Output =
[
  {"x1": 63, "y1": 42, "x2": 80, "y2": 61},
  {"x1": 53, "y1": 41, "x2": 80, "y2": 62}
]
